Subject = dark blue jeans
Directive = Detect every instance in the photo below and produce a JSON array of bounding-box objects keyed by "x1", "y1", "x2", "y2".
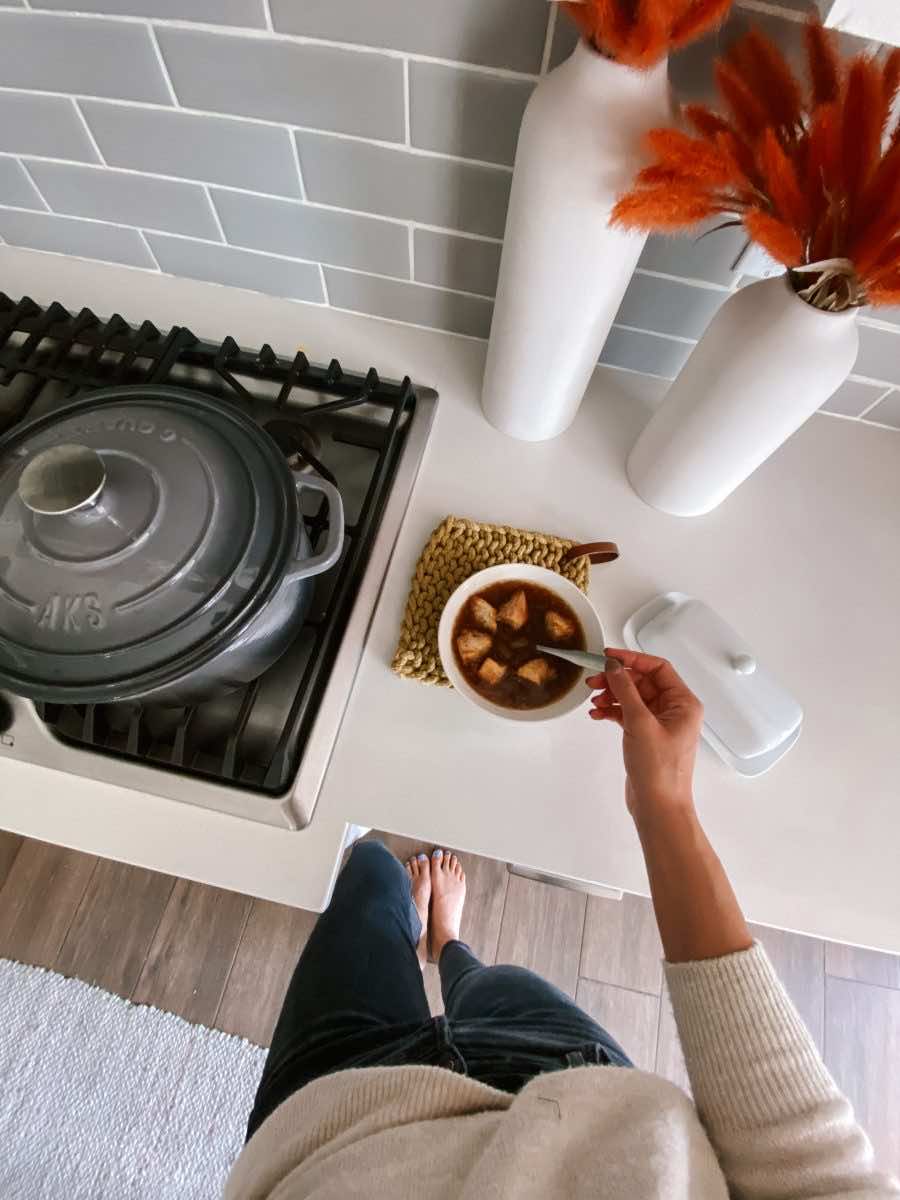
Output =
[{"x1": 246, "y1": 840, "x2": 632, "y2": 1139}]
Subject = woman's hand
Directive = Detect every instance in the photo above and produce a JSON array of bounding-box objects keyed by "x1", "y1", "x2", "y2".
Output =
[{"x1": 586, "y1": 649, "x2": 704, "y2": 824}]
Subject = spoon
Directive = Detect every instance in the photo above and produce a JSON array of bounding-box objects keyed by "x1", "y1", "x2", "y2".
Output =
[{"x1": 535, "y1": 645, "x2": 609, "y2": 672}]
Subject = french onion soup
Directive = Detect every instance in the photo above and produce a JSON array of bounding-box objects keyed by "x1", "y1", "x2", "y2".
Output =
[{"x1": 452, "y1": 580, "x2": 585, "y2": 710}]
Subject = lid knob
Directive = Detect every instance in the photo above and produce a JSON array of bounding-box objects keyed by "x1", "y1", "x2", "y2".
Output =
[
  {"x1": 731, "y1": 653, "x2": 757, "y2": 676},
  {"x1": 18, "y1": 444, "x2": 106, "y2": 516}
]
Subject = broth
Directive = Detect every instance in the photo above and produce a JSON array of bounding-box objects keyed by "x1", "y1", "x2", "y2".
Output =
[{"x1": 452, "y1": 580, "x2": 586, "y2": 710}]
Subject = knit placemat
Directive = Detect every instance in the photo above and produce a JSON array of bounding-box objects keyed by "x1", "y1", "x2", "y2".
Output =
[{"x1": 391, "y1": 515, "x2": 600, "y2": 687}]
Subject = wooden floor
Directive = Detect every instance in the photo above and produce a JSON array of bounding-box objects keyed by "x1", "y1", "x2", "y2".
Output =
[{"x1": 1, "y1": 828, "x2": 898, "y2": 1177}]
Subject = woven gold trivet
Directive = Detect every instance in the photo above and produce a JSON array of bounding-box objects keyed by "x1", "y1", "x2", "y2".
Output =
[{"x1": 391, "y1": 515, "x2": 617, "y2": 687}]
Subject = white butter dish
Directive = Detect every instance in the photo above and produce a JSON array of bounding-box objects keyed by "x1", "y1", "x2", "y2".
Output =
[{"x1": 623, "y1": 593, "x2": 802, "y2": 776}]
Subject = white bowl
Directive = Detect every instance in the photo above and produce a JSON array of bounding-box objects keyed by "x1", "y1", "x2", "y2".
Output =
[{"x1": 437, "y1": 563, "x2": 605, "y2": 723}]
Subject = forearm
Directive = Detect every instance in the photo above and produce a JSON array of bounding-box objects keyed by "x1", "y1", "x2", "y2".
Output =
[{"x1": 634, "y1": 801, "x2": 753, "y2": 963}]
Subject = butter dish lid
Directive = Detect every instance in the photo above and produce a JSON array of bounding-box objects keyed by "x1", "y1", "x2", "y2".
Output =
[{"x1": 624, "y1": 593, "x2": 802, "y2": 774}]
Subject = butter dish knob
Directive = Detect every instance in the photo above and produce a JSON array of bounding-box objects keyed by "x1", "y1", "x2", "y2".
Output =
[{"x1": 732, "y1": 653, "x2": 757, "y2": 676}]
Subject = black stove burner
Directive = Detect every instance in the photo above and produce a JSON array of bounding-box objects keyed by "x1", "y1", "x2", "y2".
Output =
[{"x1": 0, "y1": 294, "x2": 417, "y2": 794}]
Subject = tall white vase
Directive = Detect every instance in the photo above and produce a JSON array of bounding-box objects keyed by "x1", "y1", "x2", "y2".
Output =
[
  {"x1": 481, "y1": 41, "x2": 670, "y2": 442},
  {"x1": 626, "y1": 275, "x2": 859, "y2": 516}
]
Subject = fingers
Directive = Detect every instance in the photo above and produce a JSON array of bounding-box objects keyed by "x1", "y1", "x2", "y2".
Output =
[
  {"x1": 603, "y1": 648, "x2": 691, "y2": 695},
  {"x1": 603, "y1": 657, "x2": 651, "y2": 724},
  {"x1": 589, "y1": 706, "x2": 623, "y2": 726}
]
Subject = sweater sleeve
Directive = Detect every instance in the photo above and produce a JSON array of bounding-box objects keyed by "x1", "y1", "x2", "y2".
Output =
[{"x1": 664, "y1": 942, "x2": 899, "y2": 1200}]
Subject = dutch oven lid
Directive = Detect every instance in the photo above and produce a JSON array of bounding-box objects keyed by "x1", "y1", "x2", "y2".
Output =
[{"x1": 0, "y1": 386, "x2": 295, "y2": 696}]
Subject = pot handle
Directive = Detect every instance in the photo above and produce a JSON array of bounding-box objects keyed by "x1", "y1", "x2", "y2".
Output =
[{"x1": 286, "y1": 475, "x2": 345, "y2": 583}]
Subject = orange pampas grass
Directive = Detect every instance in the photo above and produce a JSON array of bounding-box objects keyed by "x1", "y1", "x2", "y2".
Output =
[
  {"x1": 612, "y1": 17, "x2": 900, "y2": 311},
  {"x1": 562, "y1": 0, "x2": 732, "y2": 70}
]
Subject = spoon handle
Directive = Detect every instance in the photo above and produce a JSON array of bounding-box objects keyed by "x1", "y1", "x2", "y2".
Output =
[{"x1": 535, "y1": 644, "x2": 608, "y2": 671}]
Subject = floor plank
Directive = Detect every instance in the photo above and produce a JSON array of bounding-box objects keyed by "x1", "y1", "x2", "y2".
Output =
[
  {"x1": 655, "y1": 982, "x2": 692, "y2": 1096},
  {"x1": 750, "y1": 924, "x2": 825, "y2": 1051},
  {"x1": 825, "y1": 976, "x2": 900, "y2": 1179},
  {"x1": 580, "y1": 892, "x2": 663, "y2": 996},
  {"x1": 0, "y1": 840, "x2": 97, "y2": 968},
  {"x1": 55, "y1": 859, "x2": 175, "y2": 997},
  {"x1": 215, "y1": 898, "x2": 318, "y2": 1046},
  {"x1": 496, "y1": 874, "x2": 587, "y2": 996},
  {"x1": 423, "y1": 962, "x2": 444, "y2": 1016},
  {"x1": 826, "y1": 942, "x2": 900, "y2": 991},
  {"x1": 0, "y1": 830, "x2": 23, "y2": 887},
  {"x1": 575, "y1": 978, "x2": 660, "y2": 1072},
  {"x1": 132, "y1": 879, "x2": 251, "y2": 1026}
]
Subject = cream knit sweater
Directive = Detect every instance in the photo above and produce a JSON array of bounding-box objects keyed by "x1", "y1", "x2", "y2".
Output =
[{"x1": 226, "y1": 944, "x2": 899, "y2": 1199}]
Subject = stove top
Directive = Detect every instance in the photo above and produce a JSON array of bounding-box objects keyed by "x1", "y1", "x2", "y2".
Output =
[{"x1": 0, "y1": 294, "x2": 437, "y2": 828}]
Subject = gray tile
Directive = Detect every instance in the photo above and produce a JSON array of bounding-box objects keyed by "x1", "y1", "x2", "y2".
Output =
[
  {"x1": 638, "y1": 219, "x2": 748, "y2": 287},
  {"x1": 0, "y1": 159, "x2": 45, "y2": 211},
  {"x1": 212, "y1": 188, "x2": 408, "y2": 278},
  {"x1": 0, "y1": 11, "x2": 171, "y2": 104},
  {"x1": 0, "y1": 94, "x2": 100, "y2": 163},
  {"x1": 0, "y1": 207, "x2": 155, "y2": 268},
  {"x1": 269, "y1": 0, "x2": 550, "y2": 74},
  {"x1": 599, "y1": 326, "x2": 695, "y2": 379},
  {"x1": 615, "y1": 273, "x2": 726, "y2": 341},
  {"x1": 156, "y1": 26, "x2": 404, "y2": 141},
  {"x1": 549, "y1": 10, "x2": 580, "y2": 70},
  {"x1": 147, "y1": 233, "x2": 323, "y2": 303},
  {"x1": 27, "y1": 160, "x2": 220, "y2": 240},
  {"x1": 414, "y1": 228, "x2": 501, "y2": 296},
  {"x1": 296, "y1": 133, "x2": 512, "y2": 238},
  {"x1": 863, "y1": 390, "x2": 900, "y2": 430},
  {"x1": 821, "y1": 378, "x2": 889, "y2": 417},
  {"x1": 410, "y1": 62, "x2": 532, "y2": 166},
  {"x1": 855, "y1": 323, "x2": 900, "y2": 386},
  {"x1": 324, "y1": 267, "x2": 493, "y2": 338},
  {"x1": 30, "y1": 0, "x2": 266, "y2": 25},
  {"x1": 81, "y1": 102, "x2": 300, "y2": 198}
]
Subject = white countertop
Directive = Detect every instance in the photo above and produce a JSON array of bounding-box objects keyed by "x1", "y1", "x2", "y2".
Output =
[{"x1": 2, "y1": 247, "x2": 900, "y2": 954}]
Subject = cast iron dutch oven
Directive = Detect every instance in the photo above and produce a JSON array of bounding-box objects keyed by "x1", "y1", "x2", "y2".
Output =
[{"x1": 0, "y1": 385, "x2": 344, "y2": 706}]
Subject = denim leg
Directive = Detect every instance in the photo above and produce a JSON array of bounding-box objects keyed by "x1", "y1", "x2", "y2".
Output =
[
  {"x1": 439, "y1": 939, "x2": 632, "y2": 1064},
  {"x1": 247, "y1": 841, "x2": 430, "y2": 1136}
]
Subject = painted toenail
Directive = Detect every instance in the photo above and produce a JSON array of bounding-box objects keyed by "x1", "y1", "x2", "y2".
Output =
[
  {"x1": 417, "y1": 853, "x2": 428, "y2": 861},
  {"x1": 432, "y1": 848, "x2": 443, "y2": 857}
]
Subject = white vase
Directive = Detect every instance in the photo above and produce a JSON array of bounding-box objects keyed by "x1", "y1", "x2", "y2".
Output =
[
  {"x1": 626, "y1": 275, "x2": 859, "y2": 517},
  {"x1": 481, "y1": 41, "x2": 670, "y2": 442}
]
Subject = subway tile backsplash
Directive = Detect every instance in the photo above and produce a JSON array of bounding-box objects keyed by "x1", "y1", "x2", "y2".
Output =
[{"x1": 0, "y1": 1, "x2": 897, "y2": 435}]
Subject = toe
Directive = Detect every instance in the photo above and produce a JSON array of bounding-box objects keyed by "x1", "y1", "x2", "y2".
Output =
[{"x1": 406, "y1": 856, "x2": 418, "y2": 878}]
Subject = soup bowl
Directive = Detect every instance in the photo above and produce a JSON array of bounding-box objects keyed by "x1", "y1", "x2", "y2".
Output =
[{"x1": 437, "y1": 563, "x2": 606, "y2": 723}]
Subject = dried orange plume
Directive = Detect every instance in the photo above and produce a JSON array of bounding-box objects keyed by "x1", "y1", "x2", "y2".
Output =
[
  {"x1": 842, "y1": 57, "x2": 885, "y2": 212},
  {"x1": 613, "y1": 16, "x2": 900, "y2": 307},
  {"x1": 645, "y1": 128, "x2": 742, "y2": 186},
  {"x1": 742, "y1": 210, "x2": 804, "y2": 265},
  {"x1": 731, "y1": 28, "x2": 802, "y2": 133},
  {"x1": 851, "y1": 139, "x2": 900, "y2": 260},
  {"x1": 715, "y1": 59, "x2": 768, "y2": 140},
  {"x1": 670, "y1": 0, "x2": 731, "y2": 49},
  {"x1": 611, "y1": 185, "x2": 720, "y2": 230},
  {"x1": 883, "y1": 48, "x2": 900, "y2": 114},
  {"x1": 561, "y1": 0, "x2": 734, "y2": 69},
  {"x1": 759, "y1": 127, "x2": 809, "y2": 236},
  {"x1": 683, "y1": 104, "x2": 732, "y2": 140},
  {"x1": 805, "y1": 18, "x2": 840, "y2": 105}
]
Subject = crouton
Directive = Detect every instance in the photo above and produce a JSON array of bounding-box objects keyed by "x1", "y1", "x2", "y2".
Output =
[
  {"x1": 470, "y1": 596, "x2": 497, "y2": 633},
  {"x1": 517, "y1": 657, "x2": 556, "y2": 686},
  {"x1": 497, "y1": 589, "x2": 527, "y2": 631},
  {"x1": 478, "y1": 657, "x2": 507, "y2": 686},
  {"x1": 545, "y1": 610, "x2": 576, "y2": 641},
  {"x1": 456, "y1": 630, "x2": 492, "y2": 665}
]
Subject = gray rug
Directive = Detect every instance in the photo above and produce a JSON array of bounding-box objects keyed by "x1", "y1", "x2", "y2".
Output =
[{"x1": 0, "y1": 958, "x2": 266, "y2": 1198}]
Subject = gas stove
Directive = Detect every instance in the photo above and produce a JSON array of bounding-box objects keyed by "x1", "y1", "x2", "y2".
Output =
[{"x1": 0, "y1": 294, "x2": 437, "y2": 828}]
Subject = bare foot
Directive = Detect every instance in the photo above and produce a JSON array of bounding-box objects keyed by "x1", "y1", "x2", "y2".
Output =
[
  {"x1": 405, "y1": 853, "x2": 431, "y2": 968},
  {"x1": 430, "y1": 849, "x2": 466, "y2": 961}
]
